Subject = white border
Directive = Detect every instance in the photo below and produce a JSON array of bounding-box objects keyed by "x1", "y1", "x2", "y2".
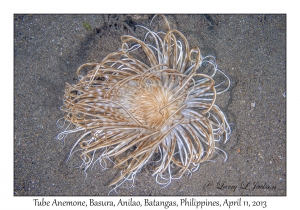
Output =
[{"x1": 3, "y1": 0, "x2": 296, "y2": 209}]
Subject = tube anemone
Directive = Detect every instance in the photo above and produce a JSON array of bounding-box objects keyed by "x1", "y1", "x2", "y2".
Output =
[{"x1": 57, "y1": 15, "x2": 231, "y2": 193}]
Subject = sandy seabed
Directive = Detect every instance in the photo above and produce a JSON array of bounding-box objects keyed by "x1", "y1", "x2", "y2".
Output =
[{"x1": 14, "y1": 14, "x2": 286, "y2": 196}]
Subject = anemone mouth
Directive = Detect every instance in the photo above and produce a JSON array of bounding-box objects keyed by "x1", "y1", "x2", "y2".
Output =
[
  {"x1": 120, "y1": 84, "x2": 180, "y2": 130},
  {"x1": 57, "y1": 15, "x2": 231, "y2": 193}
]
